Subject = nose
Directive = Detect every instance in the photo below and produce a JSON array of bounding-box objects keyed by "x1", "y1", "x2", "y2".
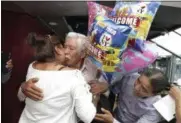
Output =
[{"x1": 64, "y1": 47, "x2": 69, "y2": 55}]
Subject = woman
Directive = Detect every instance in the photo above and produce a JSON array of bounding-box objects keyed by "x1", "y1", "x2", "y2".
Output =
[
  {"x1": 19, "y1": 33, "x2": 96, "y2": 123},
  {"x1": 95, "y1": 68, "x2": 170, "y2": 123}
]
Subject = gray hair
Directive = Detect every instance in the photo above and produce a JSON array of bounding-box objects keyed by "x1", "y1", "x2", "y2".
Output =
[{"x1": 65, "y1": 32, "x2": 89, "y2": 54}]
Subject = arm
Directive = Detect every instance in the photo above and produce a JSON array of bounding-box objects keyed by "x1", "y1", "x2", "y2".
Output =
[
  {"x1": 169, "y1": 86, "x2": 181, "y2": 123},
  {"x1": 175, "y1": 99, "x2": 181, "y2": 123},
  {"x1": 136, "y1": 110, "x2": 162, "y2": 123},
  {"x1": 17, "y1": 78, "x2": 43, "y2": 102},
  {"x1": 72, "y1": 71, "x2": 96, "y2": 123},
  {"x1": 95, "y1": 107, "x2": 162, "y2": 123}
]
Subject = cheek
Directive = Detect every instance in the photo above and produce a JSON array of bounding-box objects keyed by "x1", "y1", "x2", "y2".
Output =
[
  {"x1": 59, "y1": 50, "x2": 65, "y2": 55},
  {"x1": 134, "y1": 82, "x2": 140, "y2": 91},
  {"x1": 70, "y1": 50, "x2": 78, "y2": 57}
]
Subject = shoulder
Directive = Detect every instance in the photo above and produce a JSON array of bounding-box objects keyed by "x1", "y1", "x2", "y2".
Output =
[
  {"x1": 63, "y1": 67, "x2": 76, "y2": 71},
  {"x1": 127, "y1": 72, "x2": 140, "y2": 79},
  {"x1": 27, "y1": 61, "x2": 36, "y2": 72},
  {"x1": 126, "y1": 73, "x2": 140, "y2": 83},
  {"x1": 72, "y1": 70, "x2": 86, "y2": 84},
  {"x1": 139, "y1": 95, "x2": 161, "y2": 110},
  {"x1": 74, "y1": 70, "x2": 84, "y2": 79},
  {"x1": 28, "y1": 61, "x2": 36, "y2": 69},
  {"x1": 121, "y1": 73, "x2": 140, "y2": 85}
]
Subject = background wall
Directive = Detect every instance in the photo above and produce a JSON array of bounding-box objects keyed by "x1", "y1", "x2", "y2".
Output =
[{"x1": 1, "y1": 10, "x2": 50, "y2": 123}]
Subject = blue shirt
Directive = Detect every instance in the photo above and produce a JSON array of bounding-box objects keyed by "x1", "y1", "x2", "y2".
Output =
[{"x1": 111, "y1": 73, "x2": 162, "y2": 123}]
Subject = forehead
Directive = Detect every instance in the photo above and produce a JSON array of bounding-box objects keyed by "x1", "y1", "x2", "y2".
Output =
[
  {"x1": 139, "y1": 75, "x2": 149, "y2": 82},
  {"x1": 65, "y1": 38, "x2": 77, "y2": 47},
  {"x1": 138, "y1": 75, "x2": 152, "y2": 89}
]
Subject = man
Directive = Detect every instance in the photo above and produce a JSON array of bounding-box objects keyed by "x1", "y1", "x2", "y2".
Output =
[
  {"x1": 17, "y1": 32, "x2": 108, "y2": 103},
  {"x1": 95, "y1": 68, "x2": 170, "y2": 123}
]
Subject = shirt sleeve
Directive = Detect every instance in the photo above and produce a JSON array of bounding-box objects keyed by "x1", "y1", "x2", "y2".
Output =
[
  {"x1": 71, "y1": 70, "x2": 96, "y2": 123},
  {"x1": 136, "y1": 110, "x2": 162, "y2": 123},
  {"x1": 17, "y1": 85, "x2": 26, "y2": 102},
  {"x1": 17, "y1": 63, "x2": 33, "y2": 102},
  {"x1": 110, "y1": 73, "x2": 139, "y2": 94},
  {"x1": 113, "y1": 118, "x2": 121, "y2": 123}
]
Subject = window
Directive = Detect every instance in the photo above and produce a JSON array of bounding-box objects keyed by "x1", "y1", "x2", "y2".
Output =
[{"x1": 150, "y1": 27, "x2": 181, "y2": 82}]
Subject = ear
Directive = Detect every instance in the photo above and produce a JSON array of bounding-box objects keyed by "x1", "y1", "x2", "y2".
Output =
[
  {"x1": 80, "y1": 47, "x2": 88, "y2": 59},
  {"x1": 80, "y1": 51, "x2": 87, "y2": 59},
  {"x1": 54, "y1": 45, "x2": 63, "y2": 55}
]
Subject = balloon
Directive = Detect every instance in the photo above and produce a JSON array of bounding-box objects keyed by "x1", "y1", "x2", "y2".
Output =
[
  {"x1": 87, "y1": 15, "x2": 132, "y2": 73},
  {"x1": 110, "y1": 1, "x2": 161, "y2": 52},
  {"x1": 87, "y1": 2, "x2": 112, "y2": 30},
  {"x1": 110, "y1": 41, "x2": 158, "y2": 83},
  {"x1": 87, "y1": 1, "x2": 159, "y2": 82}
]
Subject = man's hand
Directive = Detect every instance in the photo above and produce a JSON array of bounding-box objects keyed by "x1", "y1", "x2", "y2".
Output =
[
  {"x1": 89, "y1": 81, "x2": 109, "y2": 95},
  {"x1": 169, "y1": 85, "x2": 181, "y2": 102},
  {"x1": 95, "y1": 108, "x2": 114, "y2": 123},
  {"x1": 21, "y1": 78, "x2": 43, "y2": 101}
]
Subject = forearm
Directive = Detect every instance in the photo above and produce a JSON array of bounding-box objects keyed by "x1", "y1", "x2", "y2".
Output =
[
  {"x1": 136, "y1": 111, "x2": 162, "y2": 123},
  {"x1": 175, "y1": 99, "x2": 181, "y2": 123}
]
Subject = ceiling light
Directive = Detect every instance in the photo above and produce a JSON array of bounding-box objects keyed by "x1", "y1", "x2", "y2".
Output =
[{"x1": 49, "y1": 22, "x2": 58, "y2": 26}]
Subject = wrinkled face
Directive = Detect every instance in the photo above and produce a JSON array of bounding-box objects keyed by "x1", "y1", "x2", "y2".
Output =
[
  {"x1": 55, "y1": 44, "x2": 65, "y2": 64},
  {"x1": 134, "y1": 75, "x2": 153, "y2": 98},
  {"x1": 64, "y1": 38, "x2": 82, "y2": 67}
]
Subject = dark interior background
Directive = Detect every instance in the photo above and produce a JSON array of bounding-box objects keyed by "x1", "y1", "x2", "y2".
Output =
[
  {"x1": 2, "y1": 1, "x2": 181, "y2": 39},
  {"x1": 1, "y1": 11, "x2": 50, "y2": 123}
]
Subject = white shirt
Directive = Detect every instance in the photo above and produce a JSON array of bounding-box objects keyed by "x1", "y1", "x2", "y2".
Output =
[
  {"x1": 18, "y1": 58, "x2": 107, "y2": 101},
  {"x1": 18, "y1": 63, "x2": 96, "y2": 123}
]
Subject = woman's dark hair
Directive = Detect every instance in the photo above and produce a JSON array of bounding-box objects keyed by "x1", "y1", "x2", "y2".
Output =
[
  {"x1": 141, "y1": 68, "x2": 170, "y2": 95},
  {"x1": 27, "y1": 32, "x2": 64, "y2": 62}
]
